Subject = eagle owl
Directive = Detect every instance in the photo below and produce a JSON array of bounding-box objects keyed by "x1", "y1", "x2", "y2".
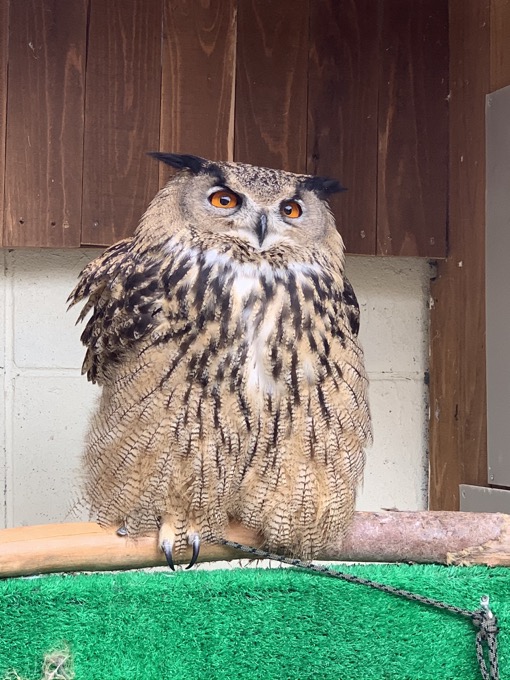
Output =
[{"x1": 70, "y1": 153, "x2": 371, "y2": 566}]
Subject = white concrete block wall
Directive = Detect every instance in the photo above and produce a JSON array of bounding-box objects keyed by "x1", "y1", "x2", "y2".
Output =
[
  {"x1": 1, "y1": 249, "x2": 101, "y2": 527},
  {"x1": 346, "y1": 257, "x2": 431, "y2": 511},
  {"x1": 0, "y1": 249, "x2": 431, "y2": 528}
]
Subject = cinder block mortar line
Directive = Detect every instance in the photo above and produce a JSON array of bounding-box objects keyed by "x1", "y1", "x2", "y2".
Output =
[{"x1": 10, "y1": 367, "x2": 84, "y2": 377}]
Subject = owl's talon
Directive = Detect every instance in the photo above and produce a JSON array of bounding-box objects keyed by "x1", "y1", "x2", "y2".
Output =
[
  {"x1": 186, "y1": 533, "x2": 200, "y2": 570},
  {"x1": 161, "y1": 539, "x2": 175, "y2": 571},
  {"x1": 116, "y1": 525, "x2": 128, "y2": 537}
]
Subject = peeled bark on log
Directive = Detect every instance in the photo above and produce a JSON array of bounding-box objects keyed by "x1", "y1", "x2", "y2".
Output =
[{"x1": 1, "y1": 511, "x2": 510, "y2": 579}]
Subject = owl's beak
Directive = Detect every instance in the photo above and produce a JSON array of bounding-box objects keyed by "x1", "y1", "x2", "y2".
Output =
[{"x1": 255, "y1": 212, "x2": 268, "y2": 246}]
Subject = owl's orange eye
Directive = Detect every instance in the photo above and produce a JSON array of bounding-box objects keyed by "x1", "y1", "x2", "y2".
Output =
[
  {"x1": 209, "y1": 189, "x2": 240, "y2": 209},
  {"x1": 281, "y1": 200, "x2": 302, "y2": 219}
]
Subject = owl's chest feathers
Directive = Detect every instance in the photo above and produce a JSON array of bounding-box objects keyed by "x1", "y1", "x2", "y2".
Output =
[
  {"x1": 230, "y1": 272, "x2": 279, "y2": 396},
  {"x1": 167, "y1": 250, "x2": 343, "y2": 404}
]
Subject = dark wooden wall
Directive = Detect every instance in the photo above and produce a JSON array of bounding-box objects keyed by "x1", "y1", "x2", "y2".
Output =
[
  {"x1": 81, "y1": 0, "x2": 162, "y2": 247},
  {"x1": 429, "y1": 0, "x2": 510, "y2": 510},
  {"x1": 159, "y1": 0, "x2": 236, "y2": 185},
  {"x1": 0, "y1": 0, "x2": 448, "y2": 255},
  {"x1": 3, "y1": 0, "x2": 87, "y2": 247}
]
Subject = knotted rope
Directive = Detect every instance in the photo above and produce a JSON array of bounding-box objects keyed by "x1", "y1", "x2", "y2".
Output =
[{"x1": 218, "y1": 538, "x2": 500, "y2": 680}]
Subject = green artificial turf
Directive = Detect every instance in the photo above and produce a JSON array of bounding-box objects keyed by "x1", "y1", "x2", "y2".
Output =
[{"x1": 0, "y1": 563, "x2": 507, "y2": 679}]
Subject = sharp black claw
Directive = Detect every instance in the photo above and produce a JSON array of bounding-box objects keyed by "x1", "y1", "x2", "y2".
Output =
[
  {"x1": 116, "y1": 526, "x2": 128, "y2": 537},
  {"x1": 186, "y1": 534, "x2": 200, "y2": 570},
  {"x1": 161, "y1": 539, "x2": 175, "y2": 571}
]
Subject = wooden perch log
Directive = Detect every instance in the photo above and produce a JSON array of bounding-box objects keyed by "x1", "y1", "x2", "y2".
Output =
[{"x1": 1, "y1": 511, "x2": 510, "y2": 579}]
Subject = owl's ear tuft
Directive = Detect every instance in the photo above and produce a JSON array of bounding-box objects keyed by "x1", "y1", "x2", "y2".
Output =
[
  {"x1": 148, "y1": 152, "x2": 207, "y2": 175},
  {"x1": 301, "y1": 176, "x2": 346, "y2": 198}
]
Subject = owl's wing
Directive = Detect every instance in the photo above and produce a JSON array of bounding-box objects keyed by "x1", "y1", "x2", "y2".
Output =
[
  {"x1": 340, "y1": 277, "x2": 361, "y2": 337},
  {"x1": 68, "y1": 239, "x2": 165, "y2": 384},
  {"x1": 338, "y1": 275, "x2": 372, "y2": 445}
]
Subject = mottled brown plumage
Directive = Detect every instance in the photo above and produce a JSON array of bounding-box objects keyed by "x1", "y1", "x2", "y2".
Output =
[{"x1": 69, "y1": 154, "x2": 371, "y2": 560}]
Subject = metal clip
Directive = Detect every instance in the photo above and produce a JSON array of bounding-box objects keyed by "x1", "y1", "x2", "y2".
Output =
[{"x1": 480, "y1": 594, "x2": 494, "y2": 619}]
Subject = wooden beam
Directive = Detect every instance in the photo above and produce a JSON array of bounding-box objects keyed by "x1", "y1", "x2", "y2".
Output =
[{"x1": 1, "y1": 513, "x2": 510, "y2": 578}]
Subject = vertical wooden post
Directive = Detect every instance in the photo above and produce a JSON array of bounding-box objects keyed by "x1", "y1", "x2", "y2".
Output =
[
  {"x1": 429, "y1": 0, "x2": 489, "y2": 509},
  {"x1": 429, "y1": 0, "x2": 510, "y2": 510}
]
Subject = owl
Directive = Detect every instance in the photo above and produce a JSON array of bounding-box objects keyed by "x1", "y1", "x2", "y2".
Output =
[{"x1": 69, "y1": 153, "x2": 371, "y2": 567}]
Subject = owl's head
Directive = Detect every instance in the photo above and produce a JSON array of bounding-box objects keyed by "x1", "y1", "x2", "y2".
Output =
[{"x1": 142, "y1": 153, "x2": 345, "y2": 263}]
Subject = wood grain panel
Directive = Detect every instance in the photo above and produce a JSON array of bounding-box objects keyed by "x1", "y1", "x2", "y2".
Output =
[
  {"x1": 377, "y1": 0, "x2": 448, "y2": 257},
  {"x1": 159, "y1": 0, "x2": 236, "y2": 187},
  {"x1": 0, "y1": 0, "x2": 9, "y2": 247},
  {"x1": 4, "y1": 0, "x2": 87, "y2": 247},
  {"x1": 81, "y1": 0, "x2": 162, "y2": 246},
  {"x1": 490, "y1": 0, "x2": 510, "y2": 90},
  {"x1": 234, "y1": 0, "x2": 309, "y2": 172},
  {"x1": 307, "y1": 0, "x2": 380, "y2": 255},
  {"x1": 429, "y1": 0, "x2": 490, "y2": 510}
]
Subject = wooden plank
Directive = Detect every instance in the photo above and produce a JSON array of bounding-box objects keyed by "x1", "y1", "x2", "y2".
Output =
[
  {"x1": 429, "y1": 0, "x2": 490, "y2": 510},
  {"x1": 81, "y1": 0, "x2": 162, "y2": 247},
  {"x1": 307, "y1": 0, "x2": 379, "y2": 255},
  {"x1": 490, "y1": 0, "x2": 510, "y2": 90},
  {"x1": 377, "y1": 0, "x2": 448, "y2": 257},
  {"x1": 0, "y1": 0, "x2": 9, "y2": 247},
  {"x1": 234, "y1": 0, "x2": 309, "y2": 173},
  {"x1": 159, "y1": 0, "x2": 236, "y2": 187},
  {"x1": 3, "y1": 0, "x2": 87, "y2": 247}
]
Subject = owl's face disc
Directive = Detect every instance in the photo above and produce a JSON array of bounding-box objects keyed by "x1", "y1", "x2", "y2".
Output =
[{"x1": 147, "y1": 153, "x2": 345, "y2": 260}]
